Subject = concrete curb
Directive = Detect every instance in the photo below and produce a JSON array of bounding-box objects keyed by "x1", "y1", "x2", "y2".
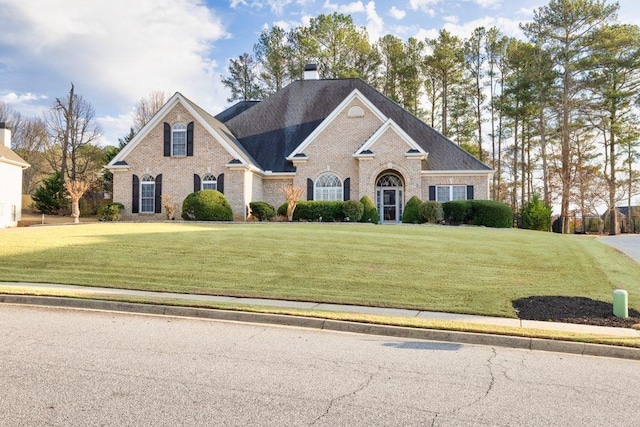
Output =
[{"x1": 2, "y1": 294, "x2": 639, "y2": 361}]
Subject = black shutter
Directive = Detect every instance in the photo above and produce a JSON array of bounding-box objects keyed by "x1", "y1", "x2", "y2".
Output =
[
  {"x1": 307, "y1": 178, "x2": 313, "y2": 201},
  {"x1": 187, "y1": 122, "x2": 194, "y2": 156},
  {"x1": 217, "y1": 173, "x2": 224, "y2": 194},
  {"x1": 132, "y1": 174, "x2": 139, "y2": 213},
  {"x1": 343, "y1": 178, "x2": 350, "y2": 201},
  {"x1": 163, "y1": 122, "x2": 171, "y2": 157},
  {"x1": 194, "y1": 174, "x2": 201, "y2": 192},
  {"x1": 155, "y1": 174, "x2": 163, "y2": 213},
  {"x1": 429, "y1": 186, "x2": 436, "y2": 201},
  {"x1": 467, "y1": 185, "x2": 474, "y2": 200}
]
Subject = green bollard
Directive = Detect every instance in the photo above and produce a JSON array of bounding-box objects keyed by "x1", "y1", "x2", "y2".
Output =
[{"x1": 613, "y1": 289, "x2": 628, "y2": 319}]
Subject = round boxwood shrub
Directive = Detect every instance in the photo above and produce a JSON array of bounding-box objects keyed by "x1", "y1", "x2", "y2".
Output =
[
  {"x1": 469, "y1": 200, "x2": 512, "y2": 228},
  {"x1": 98, "y1": 202, "x2": 124, "y2": 221},
  {"x1": 343, "y1": 200, "x2": 364, "y2": 222},
  {"x1": 419, "y1": 201, "x2": 443, "y2": 224},
  {"x1": 402, "y1": 195, "x2": 423, "y2": 224},
  {"x1": 182, "y1": 190, "x2": 233, "y2": 221},
  {"x1": 277, "y1": 203, "x2": 288, "y2": 217},
  {"x1": 249, "y1": 201, "x2": 276, "y2": 221},
  {"x1": 359, "y1": 196, "x2": 378, "y2": 224}
]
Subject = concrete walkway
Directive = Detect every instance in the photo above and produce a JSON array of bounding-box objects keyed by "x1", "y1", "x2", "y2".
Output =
[{"x1": 1, "y1": 282, "x2": 638, "y2": 338}]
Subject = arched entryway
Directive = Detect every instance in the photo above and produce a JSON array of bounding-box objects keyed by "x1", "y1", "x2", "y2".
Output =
[{"x1": 376, "y1": 171, "x2": 404, "y2": 223}]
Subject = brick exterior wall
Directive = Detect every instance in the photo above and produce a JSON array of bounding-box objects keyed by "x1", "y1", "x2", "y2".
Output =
[
  {"x1": 112, "y1": 103, "x2": 241, "y2": 219},
  {"x1": 112, "y1": 95, "x2": 492, "y2": 222}
]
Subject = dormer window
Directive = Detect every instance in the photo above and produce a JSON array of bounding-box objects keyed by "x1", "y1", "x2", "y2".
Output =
[{"x1": 172, "y1": 123, "x2": 187, "y2": 156}]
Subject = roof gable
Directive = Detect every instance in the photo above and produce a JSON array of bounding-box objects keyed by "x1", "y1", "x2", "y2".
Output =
[
  {"x1": 286, "y1": 89, "x2": 386, "y2": 160},
  {"x1": 354, "y1": 119, "x2": 427, "y2": 158},
  {"x1": 107, "y1": 93, "x2": 256, "y2": 168}
]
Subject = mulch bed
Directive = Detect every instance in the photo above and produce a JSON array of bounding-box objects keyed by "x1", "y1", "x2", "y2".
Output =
[{"x1": 513, "y1": 296, "x2": 640, "y2": 329}]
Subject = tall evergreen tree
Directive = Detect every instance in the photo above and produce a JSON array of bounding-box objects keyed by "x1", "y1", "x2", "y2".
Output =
[
  {"x1": 221, "y1": 53, "x2": 265, "y2": 102},
  {"x1": 522, "y1": 0, "x2": 619, "y2": 234}
]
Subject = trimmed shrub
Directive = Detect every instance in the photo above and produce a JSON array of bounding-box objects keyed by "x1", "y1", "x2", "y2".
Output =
[
  {"x1": 249, "y1": 201, "x2": 276, "y2": 221},
  {"x1": 419, "y1": 201, "x2": 444, "y2": 224},
  {"x1": 443, "y1": 200, "x2": 471, "y2": 225},
  {"x1": 521, "y1": 194, "x2": 552, "y2": 231},
  {"x1": 293, "y1": 201, "x2": 345, "y2": 222},
  {"x1": 182, "y1": 190, "x2": 233, "y2": 221},
  {"x1": 98, "y1": 202, "x2": 124, "y2": 221},
  {"x1": 402, "y1": 195, "x2": 424, "y2": 223},
  {"x1": 469, "y1": 200, "x2": 513, "y2": 228},
  {"x1": 359, "y1": 196, "x2": 378, "y2": 224},
  {"x1": 342, "y1": 200, "x2": 364, "y2": 222},
  {"x1": 277, "y1": 203, "x2": 288, "y2": 217}
]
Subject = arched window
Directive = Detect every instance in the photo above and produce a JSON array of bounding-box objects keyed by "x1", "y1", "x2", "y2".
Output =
[
  {"x1": 202, "y1": 173, "x2": 217, "y2": 190},
  {"x1": 315, "y1": 173, "x2": 342, "y2": 201},
  {"x1": 172, "y1": 123, "x2": 187, "y2": 156},
  {"x1": 140, "y1": 174, "x2": 155, "y2": 213}
]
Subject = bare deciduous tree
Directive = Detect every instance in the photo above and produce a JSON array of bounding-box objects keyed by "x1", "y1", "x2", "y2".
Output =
[
  {"x1": 65, "y1": 180, "x2": 91, "y2": 223},
  {"x1": 133, "y1": 91, "x2": 167, "y2": 133},
  {"x1": 281, "y1": 186, "x2": 305, "y2": 221}
]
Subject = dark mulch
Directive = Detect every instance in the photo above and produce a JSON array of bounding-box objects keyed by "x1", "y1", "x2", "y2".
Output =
[{"x1": 513, "y1": 296, "x2": 640, "y2": 329}]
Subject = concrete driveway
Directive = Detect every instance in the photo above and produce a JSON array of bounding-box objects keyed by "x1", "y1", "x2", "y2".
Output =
[{"x1": 598, "y1": 234, "x2": 640, "y2": 264}]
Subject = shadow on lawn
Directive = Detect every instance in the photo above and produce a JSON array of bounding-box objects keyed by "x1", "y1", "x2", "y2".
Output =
[{"x1": 513, "y1": 296, "x2": 640, "y2": 328}]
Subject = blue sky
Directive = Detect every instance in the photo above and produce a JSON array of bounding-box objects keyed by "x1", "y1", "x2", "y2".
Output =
[{"x1": 1, "y1": 0, "x2": 639, "y2": 147}]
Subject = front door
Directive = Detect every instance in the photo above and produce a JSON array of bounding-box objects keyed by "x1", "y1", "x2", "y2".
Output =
[
  {"x1": 382, "y1": 189, "x2": 398, "y2": 222},
  {"x1": 376, "y1": 172, "x2": 404, "y2": 223}
]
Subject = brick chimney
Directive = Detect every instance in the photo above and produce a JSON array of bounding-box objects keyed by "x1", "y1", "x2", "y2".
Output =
[
  {"x1": 0, "y1": 122, "x2": 11, "y2": 148},
  {"x1": 304, "y1": 63, "x2": 319, "y2": 80}
]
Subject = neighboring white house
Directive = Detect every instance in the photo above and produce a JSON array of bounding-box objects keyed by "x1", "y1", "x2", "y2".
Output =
[{"x1": 0, "y1": 123, "x2": 30, "y2": 227}]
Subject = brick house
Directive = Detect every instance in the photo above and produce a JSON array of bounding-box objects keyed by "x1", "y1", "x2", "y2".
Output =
[{"x1": 107, "y1": 66, "x2": 493, "y2": 223}]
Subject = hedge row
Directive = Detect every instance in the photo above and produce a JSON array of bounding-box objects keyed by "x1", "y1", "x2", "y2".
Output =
[
  {"x1": 273, "y1": 196, "x2": 379, "y2": 223},
  {"x1": 442, "y1": 200, "x2": 512, "y2": 228}
]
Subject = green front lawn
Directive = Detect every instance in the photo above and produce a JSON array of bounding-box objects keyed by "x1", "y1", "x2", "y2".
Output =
[{"x1": 1, "y1": 222, "x2": 639, "y2": 318}]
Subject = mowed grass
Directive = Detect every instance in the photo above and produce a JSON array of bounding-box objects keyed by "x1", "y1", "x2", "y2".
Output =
[{"x1": 1, "y1": 222, "x2": 639, "y2": 318}]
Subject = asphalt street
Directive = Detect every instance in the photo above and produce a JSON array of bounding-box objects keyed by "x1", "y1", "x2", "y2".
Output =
[
  {"x1": 2, "y1": 304, "x2": 639, "y2": 426},
  {"x1": 598, "y1": 234, "x2": 640, "y2": 264}
]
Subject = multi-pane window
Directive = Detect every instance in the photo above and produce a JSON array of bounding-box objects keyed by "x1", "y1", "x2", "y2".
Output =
[
  {"x1": 436, "y1": 185, "x2": 467, "y2": 203},
  {"x1": 202, "y1": 174, "x2": 217, "y2": 190},
  {"x1": 140, "y1": 175, "x2": 155, "y2": 213},
  {"x1": 315, "y1": 173, "x2": 342, "y2": 201},
  {"x1": 172, "y1": 123, "x2": 187, "y2": 156}
]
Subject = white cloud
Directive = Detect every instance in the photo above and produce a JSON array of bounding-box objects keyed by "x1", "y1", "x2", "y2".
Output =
[
  {"x1": 442, "y1": 16, "x2": 524, "y2": 39},
  {"x1": 443, "y1": 15, "x2": 459, "y2": 24},
  {"x1": 0, "y1": 92, "x2": 46, "y2": 104},
  {"x1": 365, "y1": 2, "x2": 384, "y2": 41},
  {"x1": 409, "y1": 0, "x2": 441, "y2": 12},
  {"x1": 266, "y1": 0, "x2": 294, "y2": 15},
  {"x1": 389, "y1": 6, "x2": 406, "y2": 20},
  {"x1": 473, "y1": 0, "x2": 501, "y2": 7},
  {"x1": 0, "y1": 0, "x2": 229, "y2": 131},
  {"x1": 323, "y1": 1, "x2": 366, "y2": 14}
]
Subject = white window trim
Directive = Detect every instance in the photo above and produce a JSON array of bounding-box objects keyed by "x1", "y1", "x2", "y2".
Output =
[
  {"x1": 315, "y1": 172, "x2": 343, "y2": 201},
  {"x1": 140, "y1": 175, "x2": 155, "y2": 214},
  {"x1": 172, "y1": 123, "x2": 187, "y2": 157},
  {"x1": 436, "y1": 185, "x2": 467, "y2": 203},
  {"x1": 202, "y1": 174, "x2": 217, "y2": 191}
]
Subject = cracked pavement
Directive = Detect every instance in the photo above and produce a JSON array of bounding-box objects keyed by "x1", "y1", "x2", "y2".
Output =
[{"x1": 2, "y1": 304, "x2": 639, "y2": 426}]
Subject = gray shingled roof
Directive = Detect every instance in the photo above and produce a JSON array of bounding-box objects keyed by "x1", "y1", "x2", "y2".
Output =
[
  {"x1": 0, "y1": 144, "x2": 29, "y2": 167},
  {"x1": 214, "y1": 101, "x2": 259, "y2": 123},
  {"x1": 221, "y1": 78, "x2": 492, "y2": 173}
]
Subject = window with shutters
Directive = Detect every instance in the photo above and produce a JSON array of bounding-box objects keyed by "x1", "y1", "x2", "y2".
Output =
[
  {"x1": 140, "y1": 175, "x2": 155, "y2": 213},
  {"x1": 202, "y1": 174, "x2": 217, "y2": 190},
  {"x1": 436, "y1": 185, "x2": 467, "y2": 203},
  {"x1": 315, "y1": 173, "x2": 342, "y2": 201},
  {"x1": 172, "y1": 123, "x2": 187, "y2": 156}
]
